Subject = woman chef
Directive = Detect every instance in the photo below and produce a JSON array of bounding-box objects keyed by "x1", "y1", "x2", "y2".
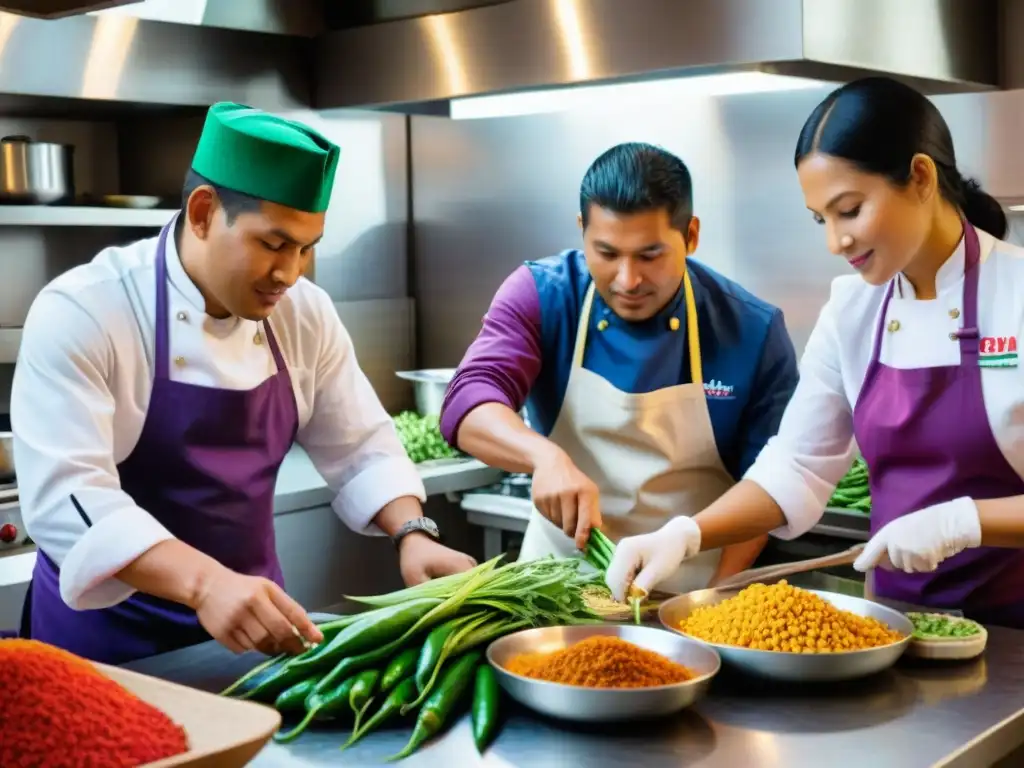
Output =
[
  {"x1": 606, "y1": 77, "x2": 1024, "y2": 627},
  {"x1": 441, "y1": 143, "x2": 800, "y2": 593},
  {"x1": 9, "y1": 103, "x2": 476, "y2": 664}
]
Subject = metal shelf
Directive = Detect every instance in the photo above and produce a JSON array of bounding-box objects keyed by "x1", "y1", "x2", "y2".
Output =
[{"x1": 0, "y1": 206, "x2": 175, "y2": 228}]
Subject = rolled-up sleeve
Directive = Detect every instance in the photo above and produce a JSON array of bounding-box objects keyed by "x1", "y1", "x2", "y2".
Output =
[
  {"x1": 12, "y1": 291, "x2": 174, "y2": 611},
  {"x1": 742, "y1": 289, "x2": 857, "y2": 539},
  {"x1": 297, "y1": 294, "x2": 425, "y2": 535},
  {"x1": 440, "y1": 265, "x2": 543, "y2": 447}
]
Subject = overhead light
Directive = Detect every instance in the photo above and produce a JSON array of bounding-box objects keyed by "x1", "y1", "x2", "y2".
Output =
[{"x1": 449, "y1": 71, "x2": 831, "y2": 120}]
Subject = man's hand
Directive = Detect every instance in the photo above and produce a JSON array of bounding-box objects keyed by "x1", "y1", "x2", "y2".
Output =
[
  {"x1": 399, "y1": 533, "x2": 478, "y2": 586},
  {"x1": 531, "y1": 447, "x2": 602, "y2": 550},
  {"x1": 192, "y1": 565, "x2": 323, "y2": 656}
]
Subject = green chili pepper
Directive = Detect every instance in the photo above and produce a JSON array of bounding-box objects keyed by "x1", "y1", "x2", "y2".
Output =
[
  {"x1": 273, "y1": 677, "x2": 318, "y2": 714},
  {"x1": 344, "y1": 677, "x2": 418, "y2": 750},
  {"x1": 285, "y1": 609, "x2": 403, "y2": 671},
  {"x1": 237, "y1": 660, "x2": 312, "y2": 703},
  {"x1": 289, "y1": 598, "x2": 442, "y2": 676},
  {"x1": 403, "y1": 613, "x2": 491, "y2": 713},
  {"x1": 381, "y1": 647, "x2": 419, "y2": 694},
  {"x1": 221, "y1": 621, "x2": 359, "y2": 699},
  {"x1": 316, "y1": 639, "x2": 407, "y2": 695},
  {"x1": 388, "y1": 650, "x2": 482, "y2": 762},
  {"x1": 472, "y1": 663, "x2": 500, "y2": 753},
  {"x1": 219, "y1": 653, "x2": 287, "y2": 697},
  {"x1": 349, "y1": 669, "x2": 380, "y2": 718},
  {"x1": 273, "y1": 675, "x2": 358, "y2": 744},
  {"x1": 415, "y1": 618, "x2": 464, "y2": 693}
]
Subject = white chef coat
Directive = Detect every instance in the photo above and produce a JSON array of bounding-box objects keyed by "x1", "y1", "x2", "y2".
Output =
[
  {"x1": 746, "y1": 228, "x2": 1024, "y2": 538},
  {"x1": 11, "y1": 227, "x2": 425, "y2": 610}
]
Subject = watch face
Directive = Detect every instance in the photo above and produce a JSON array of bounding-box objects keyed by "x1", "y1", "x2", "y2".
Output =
[{"x1": 417, "y1": 519, "x2": 439, "y2": 536}]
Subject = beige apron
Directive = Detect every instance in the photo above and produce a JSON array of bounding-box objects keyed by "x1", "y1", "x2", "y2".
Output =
[{"x1": 517, "y1": 272, "x2": 734, "y2": 593}]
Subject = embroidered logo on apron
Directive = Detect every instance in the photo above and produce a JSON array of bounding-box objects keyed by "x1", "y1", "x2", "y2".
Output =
[
  {"x1": 703, "y1": 379, "x2": 735, "y2": 399},
  {"x1": 979, "y1": 336, "x2": 1018, "y2": 368}
]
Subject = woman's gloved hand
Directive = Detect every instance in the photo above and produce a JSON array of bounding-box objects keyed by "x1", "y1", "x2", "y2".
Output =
[
  {"x1": 605, "y1": 516, "x2": 702, "y2": 602},
  {"x1": 853, "y1": 497, "x2": 981, "y2": 574}
]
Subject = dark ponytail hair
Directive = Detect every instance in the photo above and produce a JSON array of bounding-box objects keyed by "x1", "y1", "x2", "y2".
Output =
[{"x1": 795, "y1": 77, "x2": 1007, "y2": 239}]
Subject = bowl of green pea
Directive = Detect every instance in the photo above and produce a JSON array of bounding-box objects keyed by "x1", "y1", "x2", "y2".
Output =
[{"x1": 904, "y1": 612, "x2": 987, "y2": 660}]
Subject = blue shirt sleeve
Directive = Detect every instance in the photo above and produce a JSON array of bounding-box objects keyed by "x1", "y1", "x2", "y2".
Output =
[{"x1": 735, "y1": 310, "x2": 799, "y2": 477}]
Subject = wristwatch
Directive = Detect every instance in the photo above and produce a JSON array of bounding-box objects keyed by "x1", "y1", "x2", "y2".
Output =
[{"x1": 392, "y1": 518, "x2": 441, "y2": 548}]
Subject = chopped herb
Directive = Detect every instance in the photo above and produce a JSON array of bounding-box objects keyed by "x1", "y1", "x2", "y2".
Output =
[{"x1": 906, "y1": 612, "x2": 982, "y2": 640}]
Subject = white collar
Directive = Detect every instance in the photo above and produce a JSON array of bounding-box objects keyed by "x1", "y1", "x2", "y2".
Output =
[
  {"x1": 162, "y1": 214, "x2": 241, "y2": 329},
  {"x1": 895, "y1": 234, "x2": 966, "y2": 299}
]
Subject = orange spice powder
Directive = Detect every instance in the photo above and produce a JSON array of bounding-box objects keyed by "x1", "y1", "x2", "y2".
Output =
[
  {"x1": 505, "y1": 636, "x2": 695, "y2": 688},
  {"x1": 0, "y1": 639, "x2": 189, "y2": 768}
]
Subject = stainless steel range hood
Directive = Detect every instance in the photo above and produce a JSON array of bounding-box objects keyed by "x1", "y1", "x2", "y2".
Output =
[
  {"x1": 0, "y1": 10, "x2": 310, "y2": 110},
  {"x1": 0, "y1": 0, "x2": 141, "y2": 19},
  {"x1": 314, "y1": 0, "x2": 999, "y2": 110}
]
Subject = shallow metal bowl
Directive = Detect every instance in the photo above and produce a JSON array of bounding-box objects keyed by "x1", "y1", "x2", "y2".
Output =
[
  {"x1": 659, "y1": 587, "x2": 913, "y2": 683},
  {"x1": 486, "y1": 624, "x2": 721, "y2": 723}
]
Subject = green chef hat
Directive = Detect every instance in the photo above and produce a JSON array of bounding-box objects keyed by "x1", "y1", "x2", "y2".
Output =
[{"x1": 190, "y1": 102, "x2": 341, "y2": 213}]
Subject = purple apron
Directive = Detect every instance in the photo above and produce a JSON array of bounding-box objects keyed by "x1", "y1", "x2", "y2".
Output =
[
  {"x1": 18, "y1": 220, "x2": 299, "y2": 662},
  {"x1": 854, "y1": 221, "x2": 1024, "y2": 627}
]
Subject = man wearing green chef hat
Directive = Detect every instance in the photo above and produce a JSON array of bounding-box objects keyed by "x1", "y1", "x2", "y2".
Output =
[{"x1": 9, "y1": 102, "x2": 478, "y2": 664}]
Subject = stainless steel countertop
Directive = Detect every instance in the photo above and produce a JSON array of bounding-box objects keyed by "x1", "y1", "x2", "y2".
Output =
[
  {"x1": 126, "y1": 608, "x2": 1024, "y2": 768},
  {"x1": 463, "y1": 495, "x2": 871, "y2": 544},
  {"x1": 273, "y1": 447, "x2": 502, "y2": 515}
]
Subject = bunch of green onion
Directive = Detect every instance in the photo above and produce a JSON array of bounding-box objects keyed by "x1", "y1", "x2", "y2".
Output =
[
  {"x1": 350, "y1": 554, "x2": 607, "y2": 626},
  {"x1": 583, "y1": 529, "x2": 644, "y2": 625}
]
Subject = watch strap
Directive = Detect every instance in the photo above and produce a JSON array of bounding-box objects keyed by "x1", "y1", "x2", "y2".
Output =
[{"x1": 392, "y1": 517, "x2": 441, "y2": 547}]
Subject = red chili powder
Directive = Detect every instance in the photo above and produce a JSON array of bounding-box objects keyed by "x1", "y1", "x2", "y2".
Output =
[{"x1": 0, "y1": 639, "x2": 190, "y2": 767}]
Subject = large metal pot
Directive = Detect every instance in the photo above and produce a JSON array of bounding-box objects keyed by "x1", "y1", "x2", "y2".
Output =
[
  {"x1": 0, "y1": 135, "x2": 74, "y2": 204},
  {"x1": 396, "y1": 369, "x2": 457, "y2": 417},
  {"x1": 395, "y1": 368, "x2": 533, "y2": 425},
  {"x1": 0, "y1": 432, "x2": 12, "y2": 484}
]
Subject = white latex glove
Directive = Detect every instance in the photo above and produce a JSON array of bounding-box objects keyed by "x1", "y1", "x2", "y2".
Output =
[
  {"x1": 605, "y1": 517, "x2": 701, "y2": 602},
  {"x1": 853, "y1": 497, "x2": 982, "y2": 574}
]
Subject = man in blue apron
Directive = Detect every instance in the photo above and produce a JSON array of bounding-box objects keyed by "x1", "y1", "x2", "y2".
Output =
[
  {"x1": 441, "y1": 143, "x2": 799, "y2": 593},
  {"x1": 8, "y1": 103, "x2": 476, "y2": 663}
]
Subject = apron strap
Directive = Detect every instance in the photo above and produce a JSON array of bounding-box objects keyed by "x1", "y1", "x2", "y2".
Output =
[
  {"x1": 572, "y1": 275, "x2": 703, "y2": 385},
  {"x1": 262, "y1": 319, "x2": 288, "y2": 373},
  {"x1": 955, "y1": 221, "x2": 982, "y2": 360},
  {"x1": 154, "y1": 221, "x2": 173, "y2": 381},
  {"x1": 682, "y1": 269, "x2": 702, "y2": 386},
  {"x1": 571, "y1": 283, "x2": 598, "y2": 368}
]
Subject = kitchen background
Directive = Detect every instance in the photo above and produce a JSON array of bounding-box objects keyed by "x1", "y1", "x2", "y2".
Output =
[{"x1": 2, "y1": 0, "x2": 1024, "y2": 627}]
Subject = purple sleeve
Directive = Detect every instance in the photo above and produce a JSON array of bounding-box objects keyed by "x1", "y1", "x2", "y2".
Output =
[{"x1": 440, "y1": 265, "x2": 542, "y2": 447}]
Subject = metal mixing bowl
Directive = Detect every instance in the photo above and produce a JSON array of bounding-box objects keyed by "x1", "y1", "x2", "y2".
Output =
[
  {"x1": 486, "y1": 624, "x2": 721, "y2": 723},
  {"x1": 659, "y1": 587, "x2": 913, "y2": 683}
]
